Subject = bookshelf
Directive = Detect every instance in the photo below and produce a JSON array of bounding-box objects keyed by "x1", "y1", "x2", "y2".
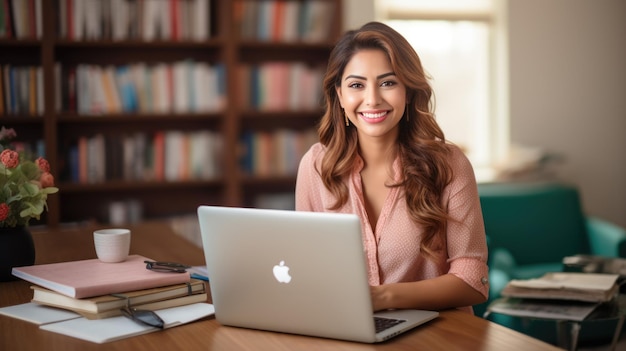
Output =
[{"x1": 0, "y1": 0, "x2": 342, "y2": 226}]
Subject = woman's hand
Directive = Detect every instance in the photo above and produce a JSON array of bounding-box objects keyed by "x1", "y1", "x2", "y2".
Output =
[
  {"x1": 370, "y1": 284, "x2": 391, "y2": 311},
  {"x1": 370, "y1": 274, "x2": 487, "y2": 312}
]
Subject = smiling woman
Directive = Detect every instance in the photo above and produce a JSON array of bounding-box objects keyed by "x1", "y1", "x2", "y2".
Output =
[{"x1": 295, "y1": 21, "x2": 489, "y2": 315}]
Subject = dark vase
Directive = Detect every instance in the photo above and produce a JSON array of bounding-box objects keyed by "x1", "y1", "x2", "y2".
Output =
[{"x1": 0, "y1": 226, "x2": 35, "y2": 281}]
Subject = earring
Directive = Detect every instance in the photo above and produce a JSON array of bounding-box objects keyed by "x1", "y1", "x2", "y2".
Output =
[{"x1": 344, "y1": 110, "x2": 349, "y2": 126}]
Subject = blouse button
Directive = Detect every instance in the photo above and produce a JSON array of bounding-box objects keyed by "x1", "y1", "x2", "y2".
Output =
[{"x1": 481, "y1": 277, "x2": 489, "y2": 285}]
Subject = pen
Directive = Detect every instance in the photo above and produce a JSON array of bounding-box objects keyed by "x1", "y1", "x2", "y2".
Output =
[{"x1": 190, "y1": 273, "x2": 209, "y2": 282}]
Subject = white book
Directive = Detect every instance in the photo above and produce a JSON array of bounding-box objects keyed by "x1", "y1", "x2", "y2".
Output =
[
  {"x1": 194, "y1": 63, "x2": 211, "y2": 112},
  {"x1": 188, "y1": 131, "x2": 206, "y2": 179},
  {"x1": 288, "y1": 63, "x2": 304, "y2": 110},
  {"x1": 89, "y1": 65, "x2": 106, "y2": 115},
  {"x1": 111, "y1": 0, "x2": 128, "y2": 40},
  {"x1": 281, "y1": 1, "x2": 300, "y2": 42},
  {"x1": 173, "y1": 61, "x2": 189, "y2": 113},
  {"x1": 158, "y1": 0, "x2": 171, "y2": 40},
  {"x1": 151, "y1": 64, "x2": 169, "y2": 113},
  {"x1": 84, "y1": 0, "x2": 101, "y2": 40},
  {"x1": 192, "y1": 0, "x2": 210, "y2": 41},
  {"x1": 164, "y1": 131, "x2": 185, "y2": 181},
  {"x1": 146, "y1": 0, "x2": 170, "y2": 41},
  {"x1": 142, "y1": 0, "x2": 158, "y2": 40}
]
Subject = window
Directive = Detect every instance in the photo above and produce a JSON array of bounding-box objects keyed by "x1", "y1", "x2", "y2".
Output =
[{"x1": 376, "y1": 0, "x2": 508, "y2": 178}]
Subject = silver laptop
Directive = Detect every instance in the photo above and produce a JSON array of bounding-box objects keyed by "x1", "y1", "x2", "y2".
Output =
[{"x1": 197, "y1": 205, "x2": 438, "y2": 343}]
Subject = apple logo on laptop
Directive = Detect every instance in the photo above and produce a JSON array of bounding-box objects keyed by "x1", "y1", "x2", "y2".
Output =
[{"x1": 273, "y1": 260, "x2": 292, "y2": 283}]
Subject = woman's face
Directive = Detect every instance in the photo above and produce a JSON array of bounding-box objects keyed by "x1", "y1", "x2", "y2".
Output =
[{"x1": 336, "y1": 49, "x2": 407, "y2": 144}]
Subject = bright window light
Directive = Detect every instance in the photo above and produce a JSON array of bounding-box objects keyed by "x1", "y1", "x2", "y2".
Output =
[{"x1": 377, "y1": 0, "x2": 507, "y2": 175}]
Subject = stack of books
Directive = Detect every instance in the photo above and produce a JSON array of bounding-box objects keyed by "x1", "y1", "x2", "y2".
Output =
[
  {"x1": 11, "y1": 255, "x2": 207, "y2": 320},
  {"x1": 501, "y1": 272, "x2": 620, "y2": 303},
  {"x1": 491, "y1": 272, "x2": 621, "y2": 321}
]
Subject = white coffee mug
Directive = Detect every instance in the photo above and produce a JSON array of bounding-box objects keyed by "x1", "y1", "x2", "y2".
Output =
[{"x1": 93, "y1": 228, "x2": 131, "y2": 263}]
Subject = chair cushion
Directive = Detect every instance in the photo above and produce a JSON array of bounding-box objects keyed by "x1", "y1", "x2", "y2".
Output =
[{"x1": 479, "y1": 182, "x2": 590, "y2": 265}]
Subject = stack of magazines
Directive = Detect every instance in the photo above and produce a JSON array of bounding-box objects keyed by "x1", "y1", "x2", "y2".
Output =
[
  {"x1": 501, "y1": 272, "x2": 620, "y2": 303},
  {"x1": 487, "y1": 272, "x2": 620, "y2": 321}
]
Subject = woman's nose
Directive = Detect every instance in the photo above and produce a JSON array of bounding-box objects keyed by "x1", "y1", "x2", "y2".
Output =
[{"x1": 365, "y1": 86, "x2": 381, "y2": 106}]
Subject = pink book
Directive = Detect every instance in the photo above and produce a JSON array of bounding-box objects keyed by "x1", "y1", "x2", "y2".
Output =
[{"x1": 12, "y1": 255, "x2": 190, "y2": 298}]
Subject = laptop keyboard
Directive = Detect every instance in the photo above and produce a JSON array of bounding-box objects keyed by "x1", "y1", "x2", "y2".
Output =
[{"x1": 374, "y1": 317, "x2": 406, "y2": 333}]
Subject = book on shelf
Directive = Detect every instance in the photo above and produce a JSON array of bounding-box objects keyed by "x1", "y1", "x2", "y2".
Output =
[
  {"x1": 501, "y1": 272, "x2": 620, "y2": 303},
  {"x1": 12, "y1": 255, "x2": 191, "y2": 299},
  {"x1": 31, "y1": 278, "x2": 207, "y2": 320},
  {"x1": 57, "y1": 0, "x2": 210, "y2": 41}
]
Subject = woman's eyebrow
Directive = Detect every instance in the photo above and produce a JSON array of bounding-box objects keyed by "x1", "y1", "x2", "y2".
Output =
[{"x1": 344, "y1": 72, "x2": 396, "y2": 81}]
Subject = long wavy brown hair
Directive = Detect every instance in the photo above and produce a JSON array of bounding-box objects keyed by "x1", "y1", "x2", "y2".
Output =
[{"x1": 317, "y1": 22, "x2": 453, "y2": 259}]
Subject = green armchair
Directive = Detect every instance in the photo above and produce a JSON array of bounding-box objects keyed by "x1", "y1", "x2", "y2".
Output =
[{"x1": 474, "y1": 182, "x2": 626, "y2": 344}]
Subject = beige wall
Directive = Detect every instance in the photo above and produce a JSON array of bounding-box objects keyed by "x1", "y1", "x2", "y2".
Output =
[
  {"x1": 508, "y1": 0, "x2": 626, "y2": 227},
  {"x1": 344, "y1": 0, "x2": 626, "y2": 228}
]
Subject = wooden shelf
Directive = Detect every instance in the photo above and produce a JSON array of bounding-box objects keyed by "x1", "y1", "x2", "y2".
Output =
[{"x1": 0, "y1": 0, "x2": 342, "y2": 226}]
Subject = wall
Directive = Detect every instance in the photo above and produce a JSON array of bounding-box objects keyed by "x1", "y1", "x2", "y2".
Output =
[
  {"x1": 508, "y1": 0, "x2": 626, "y2": 227},
  {"x1": 343, "y1": 0, "x2": 626, "y2": 228}
]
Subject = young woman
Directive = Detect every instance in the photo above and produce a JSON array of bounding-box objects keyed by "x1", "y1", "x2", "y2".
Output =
[{"x1": 295, "y1": 22, "x2": 489, "y2": 314}]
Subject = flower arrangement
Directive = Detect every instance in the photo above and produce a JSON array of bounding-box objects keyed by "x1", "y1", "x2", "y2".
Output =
[{"x1": 0, "y1": 127, "x2": 58, "y2": 228}]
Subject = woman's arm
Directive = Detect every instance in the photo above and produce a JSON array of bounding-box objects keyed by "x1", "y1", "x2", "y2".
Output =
[{"x1": 370, "y1": 273, "x2": 487, "y2": 311}]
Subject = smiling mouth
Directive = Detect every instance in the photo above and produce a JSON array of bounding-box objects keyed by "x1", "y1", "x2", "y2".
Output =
[{"x1": 360, "y1": 111, "x2": 387, "y2": 119}]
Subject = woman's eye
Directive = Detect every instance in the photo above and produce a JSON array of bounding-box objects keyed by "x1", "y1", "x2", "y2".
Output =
[
  {"x1": 348, "y1": 82, "x2": 364, "y2": 89},
  {"x1": 381, "y1": 80, "x2": 396, "y2": 87}
]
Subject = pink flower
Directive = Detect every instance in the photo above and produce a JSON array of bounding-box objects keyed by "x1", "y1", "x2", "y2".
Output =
[
  {"x1": 36, "y1": 157, "x2": 50, "y2": 172},
  {"x1": 0, "y1": 149, "x2": 19, "y2": 169},
  {"x1": 0, "y1": 203, "x2": 9, "y2": 221},
  {"x1": 40, "y1": 172, "x2": 55, "y2": 188}
]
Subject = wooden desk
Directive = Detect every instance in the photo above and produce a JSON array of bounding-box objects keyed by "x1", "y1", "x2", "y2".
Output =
[{"x1": 0, "y1": 221, "x2": 564, "y2": 351}]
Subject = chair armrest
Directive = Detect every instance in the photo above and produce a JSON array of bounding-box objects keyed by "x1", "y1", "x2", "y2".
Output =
[
  {"x1": 489, "y1": 268, "x2": 512, "y2": 300},
  {"x1": 586, "y1": 216, "x2": 626, "y2": 257},
  {"x1": 488, "y1": 248, "x2": 516, "y2": 299},
  {"x1": 490, "y1": 247, "x2": 517, "y2": 274}
]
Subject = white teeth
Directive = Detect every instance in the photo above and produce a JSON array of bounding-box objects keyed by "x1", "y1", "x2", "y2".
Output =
[{"x1": 361, "y1": 112, "x2": 386, "y2": 118}]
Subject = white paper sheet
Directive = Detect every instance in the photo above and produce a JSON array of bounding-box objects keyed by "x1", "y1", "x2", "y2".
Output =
[
  {"x1": 40, "y1": 303, "x2": 215, "y2": 343},
  {"x1": 1, "y1": 302, "x2": 214, "y2": 343},
  {"x1": 0, "y1": 303, "x2": 81, "y2": 325}
]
